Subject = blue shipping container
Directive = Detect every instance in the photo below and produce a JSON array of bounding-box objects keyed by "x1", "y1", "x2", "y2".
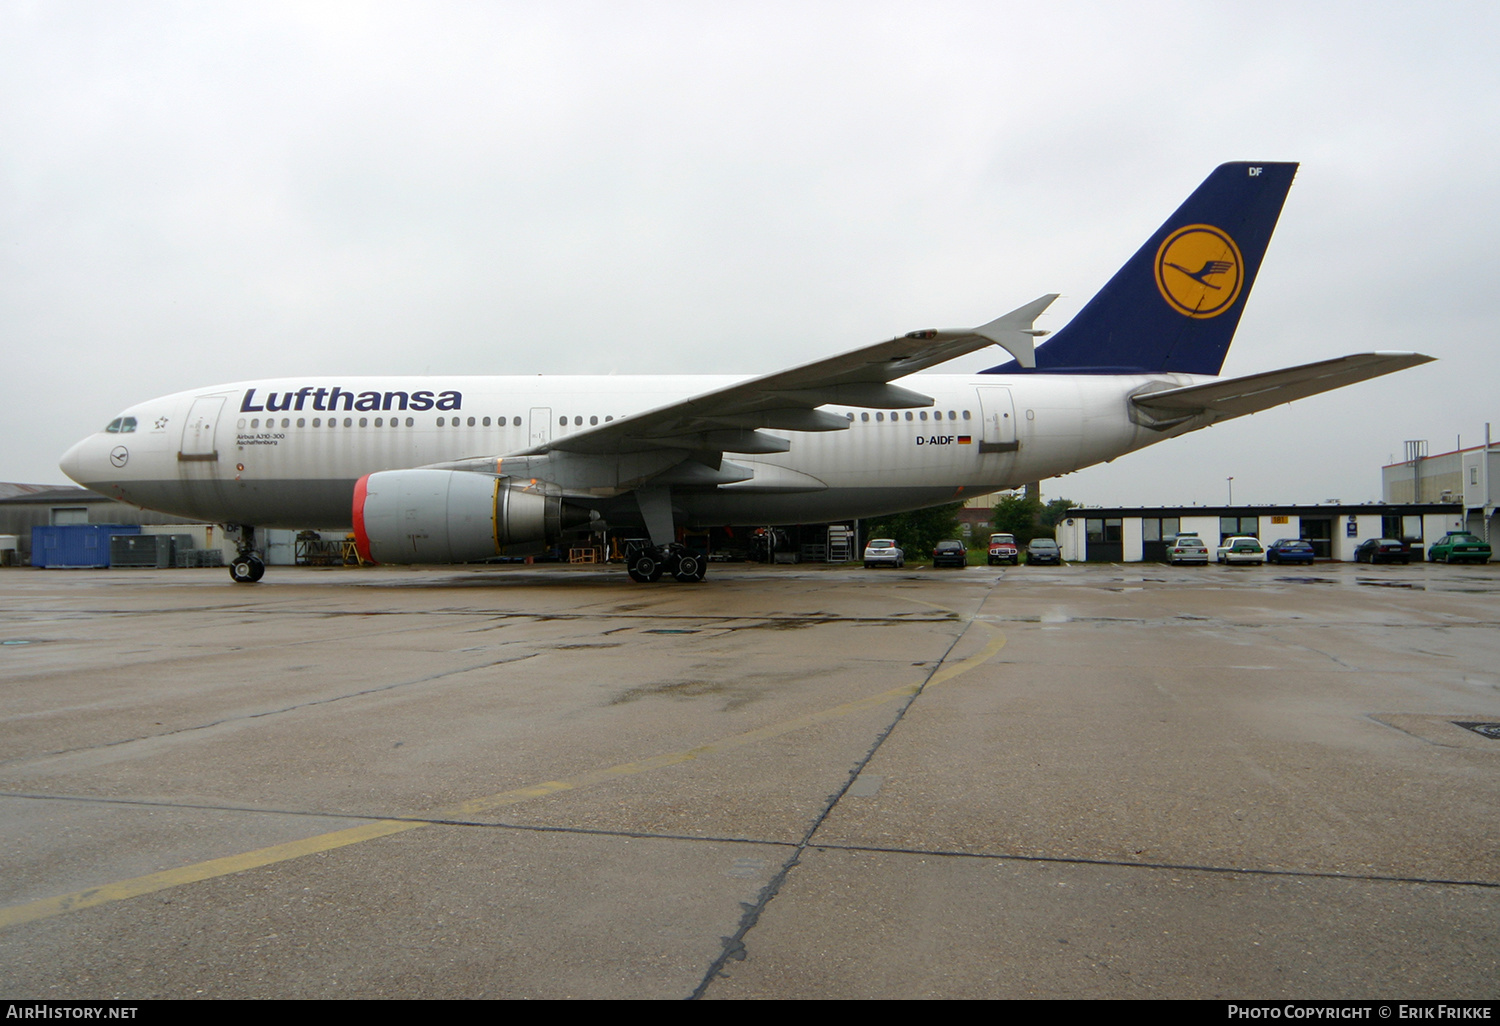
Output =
[{"x1": 31, "y1": 524, "x2": 142, "y2": 568}]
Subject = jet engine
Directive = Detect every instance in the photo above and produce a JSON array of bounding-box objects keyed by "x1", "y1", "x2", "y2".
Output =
[{"x1": 353, "y1": 469, "x2": 586, "y2": 564}]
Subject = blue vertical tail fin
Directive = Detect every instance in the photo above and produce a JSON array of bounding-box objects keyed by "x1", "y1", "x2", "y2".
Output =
[{"x1": 983, "y1": 161, "x2": 1298, "y2": 375}]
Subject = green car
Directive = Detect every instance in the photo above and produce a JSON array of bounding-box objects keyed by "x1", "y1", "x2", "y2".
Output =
[{"x1": 1426, "y1": 532, "x2": 1492, "y2": 564}]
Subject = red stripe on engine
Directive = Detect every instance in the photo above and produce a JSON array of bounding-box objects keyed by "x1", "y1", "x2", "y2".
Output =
[{"x1": 352, "y1": 473, "x2": 376, "y2": 564}]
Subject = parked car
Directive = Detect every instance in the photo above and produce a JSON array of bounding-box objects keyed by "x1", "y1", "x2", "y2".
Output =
[
  {"x1": 1026, "y1": 538, "x2": 1062, "y2": 565},
  {"x1": 1215, "y1": 536, "x2": 1265, "y2": 564},
  {"x1": 1166, "y1": 534, "x2": 1209, "y2": 565},
  {"x1": 1426, "y1": 531, "x2": 1492, "y2": 564},
  {"x1": 1354, "y1": 538, "x2": 1411, "y2": 564},
  {"x1": 863, "y1": 538, "x2": 904, "y2": 568},
  {"x1": 1265, "y1": 538, "x2": 1316, "y2": 565},
  {"x1": 932, "y1": 539, "x2": 968, "y2": 568},
  {"x1": 987, "y1": 532, "x2": 1020, "y2": 565}
]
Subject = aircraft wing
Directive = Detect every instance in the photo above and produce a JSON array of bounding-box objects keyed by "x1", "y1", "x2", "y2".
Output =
[
  {"x1": 504, "y1": 294, "x2": 1060, "y2": 458},
  {"x1": 1130, "y1": 352, "x2": 1435, "y2": 420}
]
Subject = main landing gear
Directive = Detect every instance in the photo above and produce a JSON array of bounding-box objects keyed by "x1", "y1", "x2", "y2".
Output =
[
  {"x1": 227, "y1": 525, "x2": 265, "y2": 584},
  {"x1": 627, "y1": 544, "x2": 706, "y2": 583}
]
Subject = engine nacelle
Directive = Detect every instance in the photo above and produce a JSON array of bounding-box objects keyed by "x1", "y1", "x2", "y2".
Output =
[{"x1": 353, "y1": 469, "x2": 581, "y2": 564}]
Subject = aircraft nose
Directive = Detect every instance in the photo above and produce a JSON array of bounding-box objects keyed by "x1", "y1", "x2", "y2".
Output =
[{"x1": 59, "y1": 437, "x2": 90, "y2": 486}]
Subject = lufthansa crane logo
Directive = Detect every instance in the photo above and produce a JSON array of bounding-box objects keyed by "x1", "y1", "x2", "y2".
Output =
[{"x1": 1154, "y1": 224, "x2": 1244, "y2": 319}]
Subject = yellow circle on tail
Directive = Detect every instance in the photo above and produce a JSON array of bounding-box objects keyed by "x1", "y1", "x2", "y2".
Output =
[{"x1": 1154, "y1": 224, "x2": 1244, "y2": 319}]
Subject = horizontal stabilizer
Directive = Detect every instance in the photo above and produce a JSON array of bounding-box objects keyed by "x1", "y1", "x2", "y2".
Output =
[{"x1": 1131, "y1": 352, "x2": 1435, "y2": 419}]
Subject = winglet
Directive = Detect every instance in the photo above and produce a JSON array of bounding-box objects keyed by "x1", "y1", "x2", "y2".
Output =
[{"x1": 972, "y1": 294, "x2": 1059, "y2": 369}]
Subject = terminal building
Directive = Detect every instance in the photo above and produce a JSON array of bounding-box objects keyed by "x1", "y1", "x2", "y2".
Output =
[{"x1": 1047, "y1": 503, "x2": 1464, "y2": 563}]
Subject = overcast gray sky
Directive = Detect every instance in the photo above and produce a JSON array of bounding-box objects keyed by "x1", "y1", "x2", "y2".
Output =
[{"x1": 4, "y1": 1, "x2": 1497, "y2": 507}]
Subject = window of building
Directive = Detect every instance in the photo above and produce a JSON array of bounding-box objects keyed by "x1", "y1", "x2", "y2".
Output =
[
  {"x1": 1382, "y1": 515, "x2": 1424, "y2": 542},
  {"x1": 1086, "y1": 518, "x2": 1123, "y2": 543},
  {"x1": 1142, "y1": 517, "x2": 1181, "y2": 542},
  {"x1": 1219, "y1": 516, "x2": 1258, "y2": 541}
]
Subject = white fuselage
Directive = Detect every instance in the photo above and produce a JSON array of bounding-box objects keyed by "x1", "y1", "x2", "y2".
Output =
[{"x1": 60, "y1": 372, "x2": 1206, "y2": 529}]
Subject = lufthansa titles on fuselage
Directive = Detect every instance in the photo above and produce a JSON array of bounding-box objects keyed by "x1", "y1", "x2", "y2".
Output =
[{"x1": 240, "y1": 387, "x2": 463, "y2": 414}]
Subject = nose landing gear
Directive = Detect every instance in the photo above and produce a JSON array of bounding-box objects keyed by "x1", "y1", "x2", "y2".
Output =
[{"x1": 226, "y1": 525, "x2": 265, "y2": 584}]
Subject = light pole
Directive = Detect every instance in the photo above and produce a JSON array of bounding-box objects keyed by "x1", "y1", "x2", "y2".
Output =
[{"x1": 1227, "y1": 476, "x2": 1235, "y2": 505}]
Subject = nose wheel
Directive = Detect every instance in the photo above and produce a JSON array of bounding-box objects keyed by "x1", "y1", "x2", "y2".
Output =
[
  {"x1": 229, "y1": 553, "x2": 265, "y2": 584},
  {"x1": 227, "y1": 524, "x2": 264, "y2": 584}
]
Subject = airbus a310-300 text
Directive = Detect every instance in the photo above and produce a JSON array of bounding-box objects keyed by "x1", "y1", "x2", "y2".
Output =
[{"x1": 60, "y1": 162, "x2": 1433, "y2": 583}]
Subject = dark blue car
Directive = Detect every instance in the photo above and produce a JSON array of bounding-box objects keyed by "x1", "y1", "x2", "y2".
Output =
[{"x1": 1265, "y1": 538, "x2": 1316, "y2": 565}]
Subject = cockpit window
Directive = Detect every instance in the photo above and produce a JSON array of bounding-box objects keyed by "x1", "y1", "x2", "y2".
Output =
[
  {"x1": 105, "y1": 419, "x2": 122, "y2": 433},
  {"x1": 120, "y1": 417, "x2": 137, "y2": 433}
]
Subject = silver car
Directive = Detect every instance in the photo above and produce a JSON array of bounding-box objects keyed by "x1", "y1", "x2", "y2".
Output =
[
  {"x1": 1167, "y1": 534, "x2": 1209, "y2": 565},
  {"x1": 863, "y1": 538, "x2": 905, "y2": 568}
]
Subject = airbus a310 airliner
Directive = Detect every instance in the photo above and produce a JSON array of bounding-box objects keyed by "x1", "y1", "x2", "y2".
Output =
[{"x1": 60, "y1": 162, "x2": 1432, "y2": 583}]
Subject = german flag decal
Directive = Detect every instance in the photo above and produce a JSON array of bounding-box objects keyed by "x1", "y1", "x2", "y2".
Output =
[{"x1": 957, "y1": 436, "x2": 972, "y2": 444}]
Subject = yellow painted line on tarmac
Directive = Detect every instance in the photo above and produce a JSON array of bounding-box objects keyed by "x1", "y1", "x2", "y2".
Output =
[
  {"x1": 0, "y1": 819, "x2": 422, "y2": 929},
  {"x1": 2, "y1": 625, "x2": 1005, "y2": 929}
]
